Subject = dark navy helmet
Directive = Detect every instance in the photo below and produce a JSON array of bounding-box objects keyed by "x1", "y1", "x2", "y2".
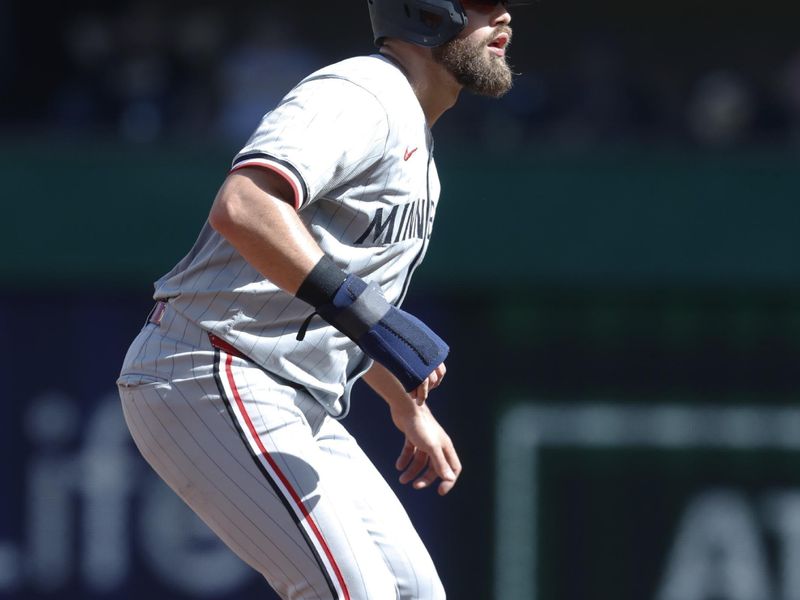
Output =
[{"x1": 367, "y1": 0, "x2": 523, "y2": 48}]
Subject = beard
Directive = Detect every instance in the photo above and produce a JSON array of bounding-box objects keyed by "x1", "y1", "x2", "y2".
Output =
[{"x1": 433, "y1": 28, "x2": 514, "y2": 98}]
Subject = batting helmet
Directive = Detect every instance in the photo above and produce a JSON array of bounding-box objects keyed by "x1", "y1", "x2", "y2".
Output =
[{"x1": 367, "y1": 0, "x2": 523, "y2": 48}]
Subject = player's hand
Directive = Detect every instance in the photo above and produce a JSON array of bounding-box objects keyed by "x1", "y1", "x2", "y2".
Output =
[
  {"x1": 410, "y1": 363, "x2": 446, "y2": 406},
  {"x1": 392, "y1": 404, "x2": 461, "y2": 496}
]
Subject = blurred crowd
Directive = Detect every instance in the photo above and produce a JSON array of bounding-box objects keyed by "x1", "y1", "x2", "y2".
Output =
[{"x1": 3, "y1": 0, "x2": 800, "y2": 151}]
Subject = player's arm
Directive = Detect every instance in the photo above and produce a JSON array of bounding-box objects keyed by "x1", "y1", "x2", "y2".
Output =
[
  {"x1": 208, "y1": 167, "x2": 448, "y2": 401},
  {"x1": 208, "y1": 167, "x2": 323, "y2": 294},
  {"x1": 363, "y1": 361, "x2": 461, "y2": 496}
]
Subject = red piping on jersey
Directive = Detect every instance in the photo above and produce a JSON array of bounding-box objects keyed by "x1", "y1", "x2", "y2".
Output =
[
  {"x1": 222, "y1": 353, "x2": 351, "y2": 599},
  {"x1": 231, "y1": 161, "x2": 302, "y2": 210}
]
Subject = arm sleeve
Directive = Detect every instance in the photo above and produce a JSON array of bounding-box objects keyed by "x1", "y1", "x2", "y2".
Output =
[{"x1": 231, "y1": 77, "x2": 390, "y2": 210}]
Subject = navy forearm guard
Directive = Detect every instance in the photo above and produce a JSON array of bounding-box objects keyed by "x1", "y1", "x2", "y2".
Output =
[{"x1": 296, "y1": 257, "x2": 449, "y2": 392}]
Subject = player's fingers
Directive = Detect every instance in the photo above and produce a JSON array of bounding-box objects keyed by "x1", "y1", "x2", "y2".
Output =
[
  {"x1": 413, "y1": 464, "x2": 441, "y2": 490},
  {"x1": 399, "y1": 451, "x2": 429, "y2": 484},
  {"x1": 429, "y1": 363, "x2": 446, "y2": 391},
  {"x1": 415, "y1": 365, "x2": 445, "y2": 405},
  {"x1": 399, "y1": 450, "x2": 428, "y2": 484},
  {"x1": 438, "y1": 445, "x2": 462, "y2": 495},
  {"x1": 415, "y1": 448, "x2": 456, "y2": 491},
  {"x1": 444, "y1": 441, "x2": 462, "y2": 477},
  {"x1": 395, "y1": 439, "x2": 415, "y2": 471},
  {"x1": 413, "y1": 378, "x2": 430, "y2": 406},
  {"x1": 438, "y1": 477, "x2": 457, "y2": 495},
  {"x1": 426, "y1": 368, "x2": 439, "y2": 389}
]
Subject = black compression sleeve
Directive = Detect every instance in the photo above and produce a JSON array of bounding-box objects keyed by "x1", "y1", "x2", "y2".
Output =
[{"x1": 295, "y1": 255, "x2": 348, "y2": 308}]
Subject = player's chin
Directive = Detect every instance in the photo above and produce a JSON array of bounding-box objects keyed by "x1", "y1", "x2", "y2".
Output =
[{"x1": 470, "y1": 59, "x2": 514, "y2": 98}]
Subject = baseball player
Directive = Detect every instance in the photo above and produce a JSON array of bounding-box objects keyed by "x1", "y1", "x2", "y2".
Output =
[{"x1": 117, "y1": 1, "x2": 518, "y2": 598}]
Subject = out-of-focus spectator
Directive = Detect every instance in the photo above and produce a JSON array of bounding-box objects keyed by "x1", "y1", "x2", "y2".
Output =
[
  {"x1": 54, "y1": 1, "x2": 173, "y2": 142},
  {"x1": 687, "y1": 70, "x2": 755, "y2": 147},
  {"x1": 215, "y1": 8, "x2": 323, "y2": 142},
  {"x1": 53, "y1": 13, "x2": 115, "y2": 133},
  {"x1": 4, "y1": 0, "x2": 800, "y2": 150},
  {"x1": 168, "y1": 7, "x2": 227, "y2": 139},
  {"x1": 111, "y1": 1, "x2": 172, "y2": 143}
]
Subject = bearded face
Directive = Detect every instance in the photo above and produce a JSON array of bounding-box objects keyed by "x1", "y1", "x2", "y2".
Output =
[{"x1": 433, "y1": 26, "x2": 514, "y2": 98}]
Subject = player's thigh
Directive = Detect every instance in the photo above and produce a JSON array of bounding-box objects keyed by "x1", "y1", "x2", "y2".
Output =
[
  {"x1": 119, "y1": 356, "x2": 395, "y2": 600},
  {"x1": 316, "y1": 420, "x2": 446, "y2": 600}
]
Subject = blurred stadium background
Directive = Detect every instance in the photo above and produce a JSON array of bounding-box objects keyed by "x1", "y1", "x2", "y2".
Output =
[{"x1": 2, "y1": 0, "x2": 800, "y2": 598}]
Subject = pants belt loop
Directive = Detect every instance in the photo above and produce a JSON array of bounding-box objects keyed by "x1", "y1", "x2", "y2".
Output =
[{"x1": 147, "y1": 301, "x2": 168, "y2": 326}]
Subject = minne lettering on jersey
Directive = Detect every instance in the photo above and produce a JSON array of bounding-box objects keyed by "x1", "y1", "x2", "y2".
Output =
[{"x1": 354, "y1": 197, "x2": 431, "y2": 245}]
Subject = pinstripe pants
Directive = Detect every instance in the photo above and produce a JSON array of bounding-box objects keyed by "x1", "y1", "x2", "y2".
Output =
[{"x1": 117, "y1": 317, "x2": 445, "y2": 600}]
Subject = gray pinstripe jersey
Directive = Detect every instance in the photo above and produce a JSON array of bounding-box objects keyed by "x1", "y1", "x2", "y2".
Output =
[{"x1": 153, "y1": 54, "x2": 441, "y2": 416}]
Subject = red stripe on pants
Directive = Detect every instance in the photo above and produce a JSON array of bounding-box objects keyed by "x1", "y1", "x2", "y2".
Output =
[{"x1": 223, "y1": 353, "x2": 351, "y2": 599}]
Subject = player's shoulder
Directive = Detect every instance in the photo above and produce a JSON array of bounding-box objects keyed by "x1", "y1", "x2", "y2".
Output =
[
  {"x1": 307, "y1": 54, "x2": 405, "y2": 83},
  {"x1": 299, "y1": 54, "x2": 413, "y2": 108}
]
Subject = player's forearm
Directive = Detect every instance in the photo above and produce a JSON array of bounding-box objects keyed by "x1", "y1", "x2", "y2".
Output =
[
  {"x1": 363, "y1": 362, "x2": 420, "y2": 414},
  {"x1": 208, "y1": 168, "x2": 324, "y2": 295}
]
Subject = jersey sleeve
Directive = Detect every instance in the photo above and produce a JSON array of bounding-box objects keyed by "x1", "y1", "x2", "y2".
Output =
[{"x1": 231, "y1": 77, "x2": 390, "y2": 210}]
